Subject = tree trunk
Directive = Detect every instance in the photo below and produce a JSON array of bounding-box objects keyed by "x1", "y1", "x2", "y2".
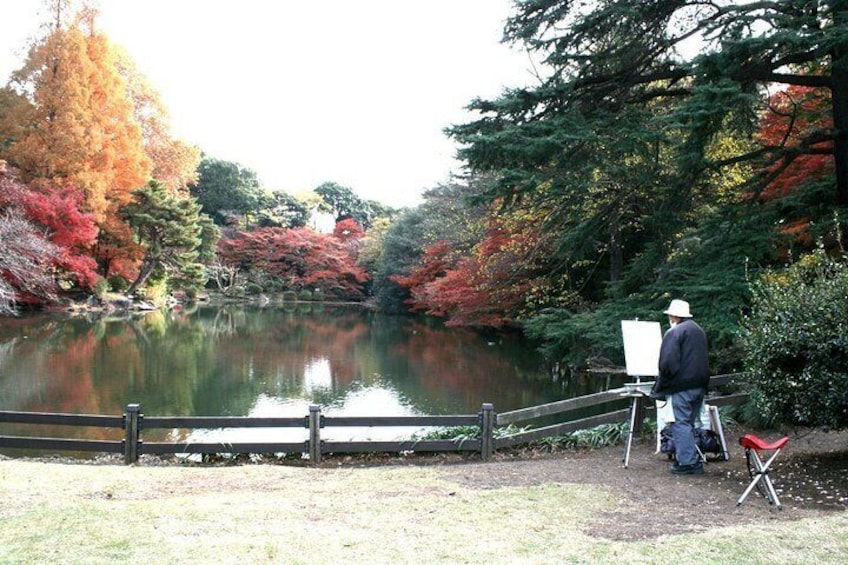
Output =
[
  {"x1": 832, "y1": 1, "x2": 848, "y2": 209},
  {"x1": 608, "y1": 206, "x2": 622, "y2": 283},
  {"x1": 126, "y1": 257, "x2": 157, "y2": 296}
]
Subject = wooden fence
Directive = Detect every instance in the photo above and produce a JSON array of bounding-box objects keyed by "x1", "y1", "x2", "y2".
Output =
[
  {"x1": 0, "y1": 374, "x2": 748, "y2": 465},
  {"x1": 494, "y1": 373, "x2": 748, "y2": 448}
]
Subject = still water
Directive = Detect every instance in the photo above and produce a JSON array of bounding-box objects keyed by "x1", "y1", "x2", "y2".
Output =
[{"x1": 0, "y1": 303, "x2": 626, "y2": 447}]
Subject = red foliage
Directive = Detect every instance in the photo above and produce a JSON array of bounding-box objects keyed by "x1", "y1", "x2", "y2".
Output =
[
  {"x1": 0, "y1": 174, "x2": 99, "y2": 289},
  {"x1": 333, "y1": 218, "x2": 365, "y2": 242},
  {"x1": 218, "y1": 227, "x2": 369, "y2": 300},
  {"x1": 757, "y1": 85, "x2": 834, "y2": 201},
  {"x1": 393, "y1": 218, "x2": 550, "y2": 328},
  {"x1": 332, "y1": 217, "x2": 365, "y2": 261},
  {"x1": 390, "y1": 241, "x2": 453, "y2": 308},
  {"x1": 22, "y1": 185, "x2": 100, "y2": 288},
  {"x1": 756, "y1": 85, "x2": 834, "y2": 248}
]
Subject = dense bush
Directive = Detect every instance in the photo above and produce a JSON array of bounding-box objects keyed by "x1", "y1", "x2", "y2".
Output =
[{"x1": 740, "y1": 246, "x2": 848, "y2": 430}]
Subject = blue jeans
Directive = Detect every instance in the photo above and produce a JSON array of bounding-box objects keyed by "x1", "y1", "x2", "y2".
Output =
[{"x1": 670, "y1": 388, "x2": 705, "y2": 466}]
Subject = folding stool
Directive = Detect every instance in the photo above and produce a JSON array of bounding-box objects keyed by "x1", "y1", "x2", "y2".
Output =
[{"x1": 736, "y1": 434, "x2": 789, "y2": 510}]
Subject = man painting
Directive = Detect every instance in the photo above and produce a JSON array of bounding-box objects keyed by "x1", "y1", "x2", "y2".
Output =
[{"x1": 655, "y1": 299, "x2": 709, "y2": 475}]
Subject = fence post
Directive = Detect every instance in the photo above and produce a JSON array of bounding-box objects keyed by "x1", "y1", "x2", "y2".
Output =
[
  {"x1": 480, "y1": 403, "x2": 494, "y2": 461},
  {"x1": 308, "y1": 405, "x2": 322, "y2": 464},
  {"x1": 124, "y1": 403, "x2": 140, "y2": 464}
]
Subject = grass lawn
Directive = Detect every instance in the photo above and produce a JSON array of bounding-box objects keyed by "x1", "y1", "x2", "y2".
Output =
[{"x1": 1, "y1": 458, "x2": 846, "y2": 564}]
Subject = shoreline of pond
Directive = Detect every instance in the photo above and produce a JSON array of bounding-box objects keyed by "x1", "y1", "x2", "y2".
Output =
[{"x1": 41, "y1": 289, "x2": 376, "y2": 318}]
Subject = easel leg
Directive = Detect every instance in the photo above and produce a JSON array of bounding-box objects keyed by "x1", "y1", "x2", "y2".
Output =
[
  {"x1": 708, "y1": 405, "x2": 730, "y2": 461},
  {"x1": 623, "y1": 396, "x2": 639, "y2": 468}
]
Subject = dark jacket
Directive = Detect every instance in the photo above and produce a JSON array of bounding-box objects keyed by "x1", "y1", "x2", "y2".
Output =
[{"x1": 656, "y1": 318, "x2": 709, "y2": 394}]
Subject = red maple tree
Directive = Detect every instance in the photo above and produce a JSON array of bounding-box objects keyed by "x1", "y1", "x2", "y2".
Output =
[
  {"x1": 393, "y1": 215, "x2": 551, "y2": 328},
  {"x1": 333, "y1": 218, "x2": 365, "y2": 243},
  {"x1": 756, "y1": 84, "x2": 834, "y2": 247},
  {"x1": 218, "y1": 227, "x2": 369, "y2": 300},
  {"x1": 0, "y1": 173, "x2": 99, "y2": 290}
]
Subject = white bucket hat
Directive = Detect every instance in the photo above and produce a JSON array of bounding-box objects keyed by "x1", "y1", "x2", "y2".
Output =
[{"x1": 663, "y1": 299, "x2": 692, "y2": 318}]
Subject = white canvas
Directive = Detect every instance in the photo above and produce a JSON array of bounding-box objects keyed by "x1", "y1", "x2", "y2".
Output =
[{"x1": 621, "y1": 320, "x2": 662, "y2": 377}]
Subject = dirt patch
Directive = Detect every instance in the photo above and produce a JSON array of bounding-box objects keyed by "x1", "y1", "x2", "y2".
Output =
[{"x1": 442, "y1": 427, "x2": 848, "y2": 540}]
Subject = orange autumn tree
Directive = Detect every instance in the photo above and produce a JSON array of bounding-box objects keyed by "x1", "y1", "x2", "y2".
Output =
[
  {"x1": 1, "y1": 6, "x2": 201, "y2": 285},
  {"x1": 5, "y1": 12, "x2": 151, "y2": 224}
]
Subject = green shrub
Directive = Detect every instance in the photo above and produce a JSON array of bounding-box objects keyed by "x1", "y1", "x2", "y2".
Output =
[
  {"x1": 739, "y1": 246, "x2": 848, "y2": 430},
  {"x1": 297, "y1": 289, "x2": 313, "y2": 301},
  {"x1": 260, "y1": 277, "x2": 284, "y2": 293},
  {"x1": 141, "y1": 278, "x2": 169, "y2": 306},
  {"x1": 410, "y1": 425, "x2": 528, "y2": 442},
  {"x1": 107, "y1": 275, "x2": 129, "y2": 292},
  {"x1": 93, "y1": 277, "x2": 110, "y2": 297},
  {"x1": 537, "y1": 422, "x2": 630, "y2": 450},
  {"x1": 244, "y1": 282, "x2": 264, "y2": 295}
]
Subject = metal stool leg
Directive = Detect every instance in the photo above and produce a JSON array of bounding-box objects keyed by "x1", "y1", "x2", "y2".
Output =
[
  {"x1": 736, "y1": 435, "x2": 788, "y2": 510},
  {"x1": 737, "y1": 450, "x2": 776, "y2": 507},
  {"x1": 756, "y1": 449, "x2": 784, "y2": 508}
]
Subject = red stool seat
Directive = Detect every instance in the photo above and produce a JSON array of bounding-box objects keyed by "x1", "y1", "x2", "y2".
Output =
[{"x1": 739, "y1": 434, "x2": 789, "y2": 452}]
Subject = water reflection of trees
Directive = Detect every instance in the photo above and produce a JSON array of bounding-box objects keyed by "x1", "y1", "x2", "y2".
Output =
[{"x1": 0, "y1": 306, "x2": 617, "y2": 430}]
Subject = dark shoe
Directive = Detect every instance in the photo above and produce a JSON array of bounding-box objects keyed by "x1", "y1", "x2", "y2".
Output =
[{"x1": 670, "y1": 462, "x2": 704, "y2": 475}]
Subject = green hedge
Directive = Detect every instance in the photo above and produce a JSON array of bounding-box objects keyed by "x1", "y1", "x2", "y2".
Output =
[{"x1": 740, "y1": 246, "x2": 848, "y2": 430}]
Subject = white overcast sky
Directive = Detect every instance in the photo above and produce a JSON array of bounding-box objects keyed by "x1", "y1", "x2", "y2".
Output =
[{"x1": 0, "y1": 1, "x2": 533, "y2": 208}]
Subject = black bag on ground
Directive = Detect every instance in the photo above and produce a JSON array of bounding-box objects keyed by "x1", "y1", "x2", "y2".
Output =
[{"x1": 659, "y1": 422, "x2": 722, "y2": 458}]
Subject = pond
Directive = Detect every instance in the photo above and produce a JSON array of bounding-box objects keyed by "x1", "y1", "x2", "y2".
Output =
[{"x1": 0, "y1": 303, "x2": 628, "y2": 448}]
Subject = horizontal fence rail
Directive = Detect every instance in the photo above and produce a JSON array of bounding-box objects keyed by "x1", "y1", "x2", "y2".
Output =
[
  {"x1": 0, "y1": 411, "x2": 124, "y2": 427},
  {"x1": 497, "y1": 389, "x2": 624, "y2": 426},
  {"x1": 137, "y1": 413, "x2": 311, "y2": 460},
  {"x1": 0, "y1": 374, "x2": 749, "y2": 464},
  {"x1": 493, "y1": 373, "x2": 748, "y2": 448},
  {"x1": 142, "y1": 416, "x2": 309, "y2": 428},
  {"x1": 0, "y1": 410, "x2": 126, "y2": 455}
]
